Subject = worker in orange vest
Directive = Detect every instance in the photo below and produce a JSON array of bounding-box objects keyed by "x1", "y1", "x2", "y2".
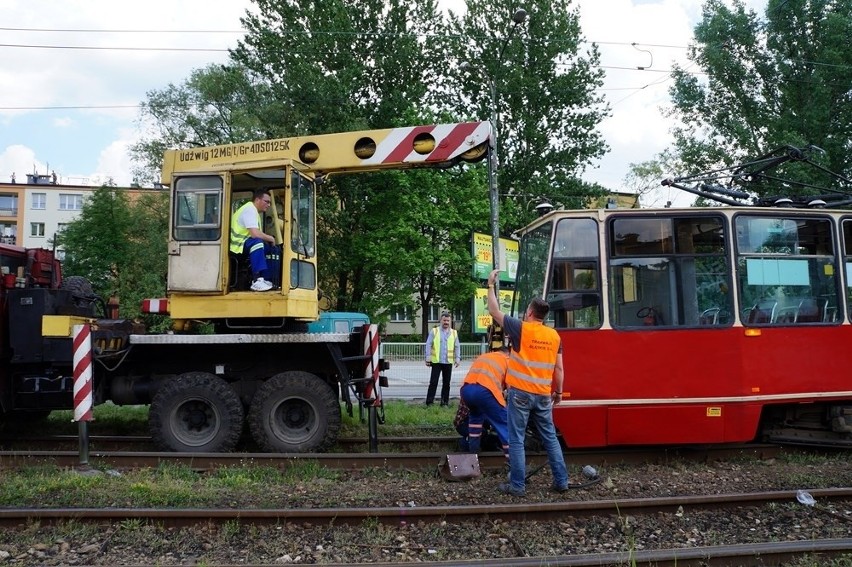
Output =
[{"x1": 486, "y1": 269, "x2": 569, "y2": 497}]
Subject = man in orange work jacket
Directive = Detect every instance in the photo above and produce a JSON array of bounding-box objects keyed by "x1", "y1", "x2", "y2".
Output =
[
  {"x1": 486, "y1": 268, "x2": 569, "y2": 497},
  {"x1": 459, "y1": 345, "x2": 510, "y2": 459}
]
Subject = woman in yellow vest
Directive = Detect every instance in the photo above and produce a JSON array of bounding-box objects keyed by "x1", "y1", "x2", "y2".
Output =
[{"x1": 486, "y1": 269, "x2": 569, "y2": 497}]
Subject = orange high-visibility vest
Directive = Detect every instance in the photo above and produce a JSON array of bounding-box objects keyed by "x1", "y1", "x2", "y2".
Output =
[
  {"x1": 462, "y1": 351, "x2": 509, "y2": 406},
  {"x1": 505, "y1": 320, "x2": 560, "y2": 395}
]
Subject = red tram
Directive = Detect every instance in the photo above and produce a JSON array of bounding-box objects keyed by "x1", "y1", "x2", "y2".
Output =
[{"x1": 512, "y1": 206, "x2": 852, "y2": 448}]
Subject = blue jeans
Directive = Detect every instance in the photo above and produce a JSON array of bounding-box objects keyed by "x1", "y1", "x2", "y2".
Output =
[
  {"x1": 460, "y1": 383, "x2": 509, "y2": 455},
  {"x1": 506, "y1": 387, "x2": 568, "y2": 492}
]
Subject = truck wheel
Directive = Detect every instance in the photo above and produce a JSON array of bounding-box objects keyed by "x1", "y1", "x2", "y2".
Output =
[
  {"x1": 149, "y1": 372, "x2": 244, "y2": 452},
  {"x1": 60, "y1": 275, "x2": 97, "y2": 314},
  {"x1": 248, "y1": 371, "x2": 341, "y2": 453}
]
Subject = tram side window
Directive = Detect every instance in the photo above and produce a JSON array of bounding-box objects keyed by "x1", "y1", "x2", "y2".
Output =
[
  {"x1": 608, "y1": 215, "x2": 732, "y2": 328},
  {"x1": 843, "y1": 219, "x2": 852, "y2": 322},
  {"x1": 547, "y1": 218, "x2": 601, "y2": 329},
  {"x1": 736, "y1": 215, "x2": 839, "y2": 325}
]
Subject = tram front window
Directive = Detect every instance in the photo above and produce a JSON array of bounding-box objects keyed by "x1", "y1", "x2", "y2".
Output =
[{"x1": 547, "y1": 218, "x2": 601, "y2": 329}]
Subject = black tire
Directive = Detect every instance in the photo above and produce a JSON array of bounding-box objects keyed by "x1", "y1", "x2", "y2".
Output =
[
  {"x1": 248, "y1": 371, "x2": 340, "y2": 453},
  {"x1": 61, "y1": 275, "x2": 94, "y2": 298},
  {"x1": 149, "y1": 372, "x2": 244, "y2": 452},
  {"x1": 60, "y1": 275, "x2": 97, "y2": 315}
]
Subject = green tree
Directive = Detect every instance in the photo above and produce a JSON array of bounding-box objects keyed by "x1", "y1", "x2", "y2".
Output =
[
  {"x1": 232, "y1": 0, "x2": 492, "y2": 332},
  {"x1": 668, "y1": 0, "x2": 852, "y2": 198},
  {"x1": 623, "y1": 149, "x2": 700, "y2": 208},
  {"x1": 57, "y1": 187, "x2": 169, "y2": 319},
  {"x1": 130, "y1": 64, "x2": 269, "y2": 185},
  {"x1": 58, "y1": 186, "x2": 132, "y2": 296},
  {"x1": 446, "y1": 0, "x2": 609, "y2": 233}
]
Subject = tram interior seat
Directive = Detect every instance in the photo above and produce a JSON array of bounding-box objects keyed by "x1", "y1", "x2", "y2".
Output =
[
  {"x1": 795, "y1": 298, "x2": 821, "y2": 323},
  {"x1": 746, "y1": 300, "x2": 777, "y2": 324},
  {"x1": 700, "y1": 307, "x2": 720, "y2": 325},
  {"x1": 775, "y1": 305, "x2": 798, "y2": 323}
]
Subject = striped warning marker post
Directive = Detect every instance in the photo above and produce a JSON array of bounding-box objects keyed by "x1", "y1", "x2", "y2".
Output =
[
  {"x1": 72, "y1": 324, "x2": 94, "y2": 466},
  {"x1": 362, "y1": 324, "x2": 381, "y2": 453},
  {"x1": 362, "y1": 324, "x2": 381, "y2": 401}
]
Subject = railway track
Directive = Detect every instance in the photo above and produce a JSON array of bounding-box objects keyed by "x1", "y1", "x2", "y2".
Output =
[
  {"x1": 0, "y1": 434, "x2": 461, "y2": 453},
  {"x1": 0, "y1": 442, "x2": 784, "y2": 471},
  {"x1": 2, "y1": 488, "x2": 850, "y2": 527},
  {"x1": 1, "y1": 490, "x2": 850, "y2": 566},
  {"x1": 0, "y1": 439, "x2": 848, "y2": 566}
]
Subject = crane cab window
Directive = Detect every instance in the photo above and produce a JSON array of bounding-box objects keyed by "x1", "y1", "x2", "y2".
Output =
[
  {"x1": 173, "y1": 176, "x2": 222, "y2": 241},
  {"x1": 290, "y1": 171, "x2": 316, "y2": 290}
]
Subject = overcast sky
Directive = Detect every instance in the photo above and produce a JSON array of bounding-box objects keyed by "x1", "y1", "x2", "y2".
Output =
[{"x1": 1, "y1": 0, "x2": 765, "y2": 206}]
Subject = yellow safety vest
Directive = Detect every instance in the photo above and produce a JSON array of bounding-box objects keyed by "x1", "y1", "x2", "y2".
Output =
[
  {"x1": 505, "y1": 321, "x2": 559, "y2": 395},
  {"x1": 229, "y1": 201, "x2": 260, "y2": 254},
  {"x1": 429, "y1": 327, "x2": 457, "y2": 363}
]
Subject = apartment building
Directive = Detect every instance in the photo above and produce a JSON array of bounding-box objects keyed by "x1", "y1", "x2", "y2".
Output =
[{"x1": 0, "y1": 173, "x2": 152, "y2": 257}]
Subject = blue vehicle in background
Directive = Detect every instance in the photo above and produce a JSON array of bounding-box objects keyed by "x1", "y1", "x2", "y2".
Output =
[{"x1": 307, "y1": 312, "x2": 370, "y2": 334}]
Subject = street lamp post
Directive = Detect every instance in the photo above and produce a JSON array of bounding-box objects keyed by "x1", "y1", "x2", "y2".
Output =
[{"x1": 488, "y1": 8, "x2": 527, "y2": 278}]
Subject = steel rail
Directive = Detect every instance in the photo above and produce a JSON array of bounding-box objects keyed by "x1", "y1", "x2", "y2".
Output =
[
  {"x1": 124, "y1": 539, "x2": 852, "y2": 567},
  {"x1": 1, "y1": 488, "x2": 850, "y2": 527},
  {"x1": 301, "y1": 539, "x2": 852, "y2": 567},
  {"x1": 0, "y1": 443, "x2": 784, "y2": 471}
]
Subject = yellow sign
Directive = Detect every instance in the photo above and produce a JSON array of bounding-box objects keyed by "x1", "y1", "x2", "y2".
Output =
[
  {"x1": 473, "y1": 232, "x2": 518, "y2": 282},
  {"x1": 473, "y1": 287, "x2": 514, "y2": 333},
  {"x1": 706, "y1": 407, "x2": 722, "y2": 417}
]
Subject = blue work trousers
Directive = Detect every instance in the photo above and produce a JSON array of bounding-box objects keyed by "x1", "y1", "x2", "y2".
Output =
[
  {"x1": 460, "y1": 383, "x2": 509, "y2": 456},
  {"x1": 506, "y1": 387, "x2": 568, "y2": 492},
  {"x1": 244, "y1": 237, "x2": 270, "y2": 280}
]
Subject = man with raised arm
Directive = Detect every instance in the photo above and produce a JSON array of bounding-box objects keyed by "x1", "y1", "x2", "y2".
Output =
[{"x1": 486, "y1": 269, "x2": 569, "y2": 496}]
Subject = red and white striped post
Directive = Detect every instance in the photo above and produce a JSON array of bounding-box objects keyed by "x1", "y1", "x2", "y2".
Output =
[
  {"x1": 362, "y1": 324, "x2": 381, "y2": 453},
  {"x1": 72, "y1": 324, "x2": 94, "y2": 466}
]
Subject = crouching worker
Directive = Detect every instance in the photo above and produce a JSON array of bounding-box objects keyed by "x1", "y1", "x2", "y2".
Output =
[
  {"x1": 459, "y1": 343, "x2": 510, "y2": 460},
  {"x1": 453, "y1": 399, "x2": 501, "y2": 452}
]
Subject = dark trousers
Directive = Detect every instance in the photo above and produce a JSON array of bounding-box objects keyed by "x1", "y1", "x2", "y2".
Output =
[{"x1": 426, "y1": 363, "x2": 453, "y2": 405}]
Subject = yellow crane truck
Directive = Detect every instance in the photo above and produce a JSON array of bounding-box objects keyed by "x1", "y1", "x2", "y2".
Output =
[{"x1": 0, "y1": 122, "x2": 491, "y2": 453}]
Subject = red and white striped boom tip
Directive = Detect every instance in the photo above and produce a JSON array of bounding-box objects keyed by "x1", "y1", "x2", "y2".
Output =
[{"x1": 359, "y1": 121, "x2": 492, "y2": 166}]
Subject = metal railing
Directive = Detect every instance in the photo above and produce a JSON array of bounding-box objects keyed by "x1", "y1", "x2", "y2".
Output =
[{"x1": 380, "y1": 342, "x2": 487, "y2": 362}]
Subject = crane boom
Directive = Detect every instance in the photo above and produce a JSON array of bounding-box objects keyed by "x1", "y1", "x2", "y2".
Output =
[{"x1": 161, "y1": 121, "x2": 491, "y2": 184}]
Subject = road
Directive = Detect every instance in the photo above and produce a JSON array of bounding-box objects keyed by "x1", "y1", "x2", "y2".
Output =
[{"x1": 377, "y1": 360, "x2": 474, "y2": 402}]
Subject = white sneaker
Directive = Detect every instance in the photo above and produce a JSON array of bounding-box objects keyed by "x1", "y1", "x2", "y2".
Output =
[{"x1": 250, "y1": 278, "x2": 273, "y2": 292}]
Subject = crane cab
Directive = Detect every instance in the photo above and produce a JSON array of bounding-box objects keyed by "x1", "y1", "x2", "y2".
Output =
[
  {"x1": 163, "y1": 160, "x2": 318, "y2": 328},
  {"x1": 157, "y1": 122, "x2": 491, "y2": 329}
]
